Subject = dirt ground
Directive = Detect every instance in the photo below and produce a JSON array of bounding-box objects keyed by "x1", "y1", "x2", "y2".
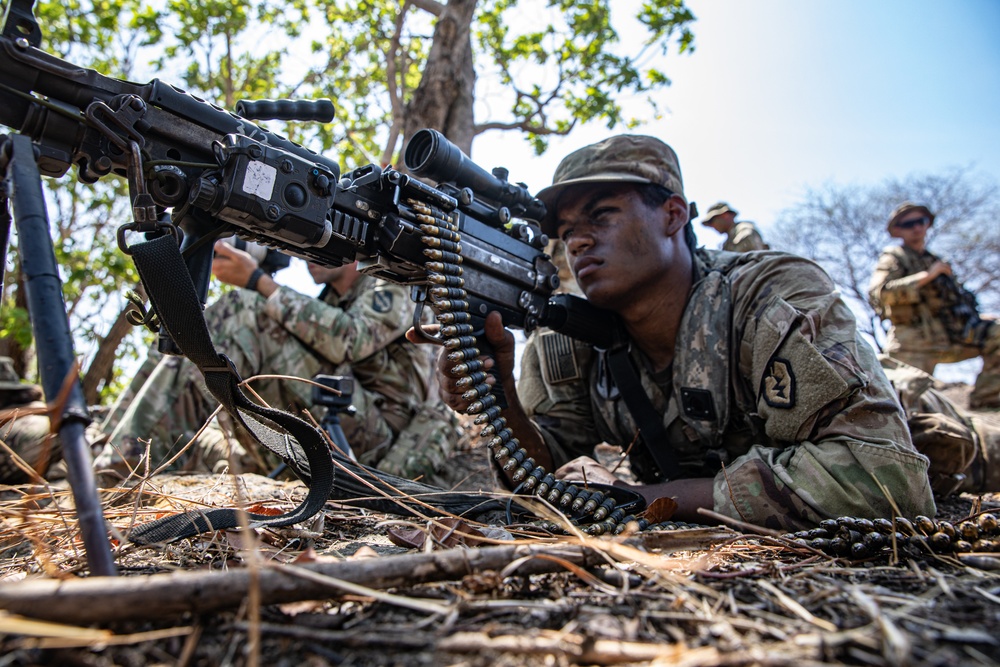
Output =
[{"x1": 1, "y1": 387, "x2": 999, "y2": 666}]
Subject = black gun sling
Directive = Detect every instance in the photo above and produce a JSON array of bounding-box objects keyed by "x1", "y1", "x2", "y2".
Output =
[
  {"x1": 121, "y1": 234, "x2": 507, "y2": 543},
  {"x1": 604, "y1": 343, "x2": 682, "y2": 482},
  {"x1": 123, "y1": 233, "x2": 335, "y2": 544}
]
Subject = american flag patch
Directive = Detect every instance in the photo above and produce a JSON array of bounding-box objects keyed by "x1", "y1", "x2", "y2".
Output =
[{"x1": 540, "y1": 331, "x2": 581, "y2": 385}]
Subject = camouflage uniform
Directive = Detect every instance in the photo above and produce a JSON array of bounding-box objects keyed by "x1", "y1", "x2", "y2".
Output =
[
  {"x1": 869, "y1": 242, "x2": 1000, "y2": 408},
  {"x1": 95, "y1": 277, "x2": 456, "y2": 480},
  {"x1": 879, "y1": 355, "x2": 1000, "y2": 496},
  {"x1": 0, "y1": 357, "x2": 59, "y2": 483},
  {"x1": 519, "y1": 248, "x2": 936, "y2": 532},
  {"x1": 721, "y1": 222, "x2": 768, "y2": 253},
  {"x1": 700, "y1": 202, "x2": 768, "y2": 253}
]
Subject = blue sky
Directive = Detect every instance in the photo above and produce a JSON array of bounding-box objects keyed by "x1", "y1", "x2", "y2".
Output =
[{"x1": 470, "y1": 0, "x2": 1000, "y2": 250}]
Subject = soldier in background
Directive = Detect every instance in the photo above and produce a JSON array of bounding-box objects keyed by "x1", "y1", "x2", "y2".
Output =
[
  {"x1": 0, "y1": 357, "x2": 60, "y2": 483},
  {"x1": 699, "y1": 201, "x2": 768, "y2": 253},
  {"x1": 92, "y1": 239, "x2": 292, "y2": 446},
  {"x1": 880, "y1": 355, "x2": 1000, "y2": 496},
  {"x1": 869, "y1": 202, "x2": 1000, "y2": 409},
  {"x1": 94, "y1": 243, "x2": 458, "y2": 482}
]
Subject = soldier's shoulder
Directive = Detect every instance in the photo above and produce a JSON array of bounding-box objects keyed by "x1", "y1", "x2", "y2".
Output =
[
  {"x1": 365, "y1": 279, "x2": 410, "y2": 315},
  {"x1": 713, "y1": 247, "x2": 826, "y2": 274},
  {"x1": 722, "y1": 250, "x2": 836, "y2": 297},
  {"x1": 878, "y1": 244, "x2": 907, "y2": 257}
]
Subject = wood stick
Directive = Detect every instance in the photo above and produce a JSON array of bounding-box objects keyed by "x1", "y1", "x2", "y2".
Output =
[
  {"x1": 0, "y1": 543, "x2": 603, "y2": 625},
  {"x1": 437, "y1": 632, "x2": 720, "y2": 666},
  {"x1": 231, "y1": 624, "x2": 722, "y2": 666}
]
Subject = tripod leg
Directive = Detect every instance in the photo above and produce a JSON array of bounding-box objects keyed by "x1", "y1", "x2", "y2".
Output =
[{"x1": 6, "y1": 134, "x2": 117, "y2": 576}]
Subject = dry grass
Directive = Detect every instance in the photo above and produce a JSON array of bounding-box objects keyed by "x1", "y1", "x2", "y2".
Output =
[{"x1": 1, "y1": 409, "x2": 999, "y2": 666}]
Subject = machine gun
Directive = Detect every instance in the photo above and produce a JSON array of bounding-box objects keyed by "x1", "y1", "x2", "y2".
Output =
[
  {"x1": 0, "y1": 1, "x2": 588, "y2": 340},
  {"x1": 0, "y1": 0, "x2": 639, "y2": 557},
  {"x1": 931, "y1": 274, "x2": 990, "y2": 349}
]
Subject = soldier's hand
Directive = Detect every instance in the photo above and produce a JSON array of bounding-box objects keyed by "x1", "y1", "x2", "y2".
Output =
[
  {"x1": 408, "y1": 311, "x2": 516, "y2": 413},
  {"x1": 482, "y1": 310, "x2": 516, "y2": 381},
  {"x1": 212, "y1": 241, "x2": 258, "y2": 287},
  {"x1": 928, "y1": 260, "x2": 953, "y2": 279},
  {"x1": 554, "y1": 456, "x2": 622, "y2": 487}
]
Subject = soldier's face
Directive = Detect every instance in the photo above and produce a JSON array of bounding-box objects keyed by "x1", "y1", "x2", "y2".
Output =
[
  {"x1": 894, "y1": 213, "x2": 930, "y2": 246},
  {"x1": 554, "y1": 185, "x2": 678, "y2": 309},
  {"x1": 714, "y1": 213, "x2": 735, "y2": 233}
]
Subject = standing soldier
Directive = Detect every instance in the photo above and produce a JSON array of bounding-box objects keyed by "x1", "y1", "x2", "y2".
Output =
[
  {"x1": 869, "y1": 202, "x2": 1000, "y2": 409},
  {"x1": 0, "y1": 357, "x2": 60, "y2": 483},
  {"x1": 699, "y1": 201, "x2": 768, "y2": 252}
]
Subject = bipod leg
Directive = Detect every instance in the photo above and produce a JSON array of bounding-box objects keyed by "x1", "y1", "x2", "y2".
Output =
[{"x1": 5, "y1": 134, "x2": 117, "y2": 576}]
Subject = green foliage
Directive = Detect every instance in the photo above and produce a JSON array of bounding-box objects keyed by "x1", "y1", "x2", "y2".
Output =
[
  {"x1": 0, "y1": 299, "x2": 32, "y2": 350},
  {"x1": 282, "y1": 0, "x2": 696, "y2": 160},
  {"x1": 153, "y1": 0, "x2": 291, "y2": 106},
  {"x1": 474, "y1": 0, "x2": 695, "y2": 153}
]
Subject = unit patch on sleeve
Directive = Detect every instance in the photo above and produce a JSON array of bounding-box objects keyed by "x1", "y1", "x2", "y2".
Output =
[
  {"x1": 761, "y1": 357, "x2": 796, "y2": 409},
  {"x1": 371, "y1": 290, "x2": 394, "y2": 313},
  {"x1": 540, "y1": 331, "x2": 582, "y2": 385}
]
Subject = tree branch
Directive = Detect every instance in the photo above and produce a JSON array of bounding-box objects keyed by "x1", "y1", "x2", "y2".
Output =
[
  {"x1": 409, "y1": 0, "x2": 444, "y2": 16},
  {"x1": 0, "y1": 544, "x2": 605, "y2": 624}
]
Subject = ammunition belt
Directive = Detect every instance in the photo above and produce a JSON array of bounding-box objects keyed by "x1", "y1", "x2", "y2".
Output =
[
  {"x1": 783, "y1": 513, "x2": 1000, "y2": 559},
  {"x1": 415, "y1": 199, "x2": 642, "y2": 534}
]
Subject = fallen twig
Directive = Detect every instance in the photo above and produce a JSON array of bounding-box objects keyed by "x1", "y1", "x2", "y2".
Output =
[{"x1": 0, "y1": 542, "x2": 605, "y2": 624}]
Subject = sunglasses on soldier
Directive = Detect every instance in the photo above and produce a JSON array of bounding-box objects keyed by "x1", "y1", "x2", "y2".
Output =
[{"x1": 894, "y1": 216, "x2": 931, "y2": 230}]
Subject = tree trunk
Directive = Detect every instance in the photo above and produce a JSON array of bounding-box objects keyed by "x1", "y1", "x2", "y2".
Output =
[
  {"x1": 81, "y1": 284, "x2": 147, "y2": 404},
  {"x1": 402, "y1": 0, "x2": 477, "y2": 156}
]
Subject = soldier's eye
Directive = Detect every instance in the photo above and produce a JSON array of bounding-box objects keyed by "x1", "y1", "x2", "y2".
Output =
[{"x1": 591, "y1": 207, "x2": 616, "y2": 223}]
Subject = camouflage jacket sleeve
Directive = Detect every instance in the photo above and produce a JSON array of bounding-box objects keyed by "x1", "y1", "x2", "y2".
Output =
[
  {"x1": 728, "y1": 222, "x2": 768, "y2": 253},
  {"x1": 262, "y1": 280, "x2": 411, "y2": 366},
  {"x1": 517, "y1": 331, "x2": 605, "y2": 465},
  {"x1": 868, "y1": 246, "x2": 925, "y2": 311},
  {"x1": 717, "y1": 256, "x2": 936, "y2": 528}
]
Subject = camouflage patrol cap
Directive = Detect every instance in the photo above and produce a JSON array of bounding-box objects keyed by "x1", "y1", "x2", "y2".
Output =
[
  {"x1": 700, "y1": 201, "x2": 738, "y2": 225},
  {"x1": 536, "y1": 135, "x2": 684, "y2": 235},
  {"x1": 887, "y1": 202, "x2": 935, "y2": 237},
  {"x1": 0, "y1": 357, "x2": 26, "y2": 390}
]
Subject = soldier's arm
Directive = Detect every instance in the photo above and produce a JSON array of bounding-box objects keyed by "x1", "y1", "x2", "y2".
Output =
[
  {"x1": 262, "y1": 281, "x2": 411, "y2": 365},
  {"x1": 212, "y1": 241, "x2": 280, "y2": 297},
  {"x1": 719, "y1": 258, "x2": 936, "y2": 531},
  {"x1": 418, "y1": 312, "x2": 556, "y2": 470},
  {"x1": 517, "y1": 330, "x2": 607, "y2": 470},
  {"x1": 869, "y1": 249, "x2": 939, "y2": 307}
]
